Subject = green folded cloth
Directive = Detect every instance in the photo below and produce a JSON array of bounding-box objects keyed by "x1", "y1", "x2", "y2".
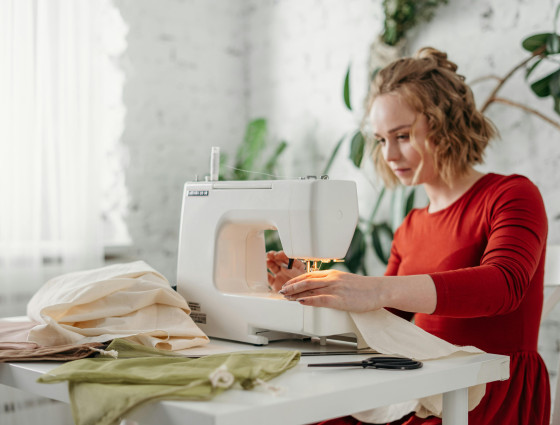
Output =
[{"x1": 38, "y1": 339, "x2": 300, "y2": 425}]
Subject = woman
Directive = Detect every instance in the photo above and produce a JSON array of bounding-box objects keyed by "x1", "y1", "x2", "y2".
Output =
[{"x1": 267, "y1": 47, "x2": 550, "y2": 425}]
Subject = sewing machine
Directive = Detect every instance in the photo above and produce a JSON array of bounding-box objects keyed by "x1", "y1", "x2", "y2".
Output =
[{"x1": 176, "y1": 174, "x2": 361, "y2": 345}]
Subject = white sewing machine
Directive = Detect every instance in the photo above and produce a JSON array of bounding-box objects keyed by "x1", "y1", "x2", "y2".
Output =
[{"x1": 176, "y1": 172, "x2": 361, "y2": 345}]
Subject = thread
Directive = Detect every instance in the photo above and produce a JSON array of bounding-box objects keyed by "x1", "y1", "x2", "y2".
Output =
[{"x1": 222, "y1": 165, "x2": 292, "y2": 179}]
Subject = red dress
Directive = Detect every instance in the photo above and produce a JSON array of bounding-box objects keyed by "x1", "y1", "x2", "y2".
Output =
[{"x1": 318, "y1": 173, "x2": 550, "y2": 425}]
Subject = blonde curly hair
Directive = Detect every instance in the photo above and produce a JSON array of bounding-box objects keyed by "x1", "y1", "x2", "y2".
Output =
[{"x1": 363, "y1": 47, "x2": 498, "y2": 187}]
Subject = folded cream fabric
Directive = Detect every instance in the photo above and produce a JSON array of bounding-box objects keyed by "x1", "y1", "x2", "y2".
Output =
[
  {"x1": 26, "y1": 261, "x2": 209, "y2": 350},
  {"x1": 349, "y1": 309, "x2": 486, "y2": 423},
  {"x1": 0, "y1": 318, "x2": 39, "y2": 342}
]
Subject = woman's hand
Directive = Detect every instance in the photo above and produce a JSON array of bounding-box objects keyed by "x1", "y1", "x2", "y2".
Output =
[
  {"x1": 266, "y1": 251, "x2": 306, "y2": 292},
  {"x1": 279, "y1": 269, "x2": 384, "y2": 312}
]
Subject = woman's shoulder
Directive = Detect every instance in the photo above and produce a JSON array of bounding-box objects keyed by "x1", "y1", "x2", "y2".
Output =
[
  {"x1": 482, "y1": 172, "x2": 532, "y2": 185},
  {"x1": 474, "y1": 173, "x2": 546, "y2": 223},
  {"x1": 478, "y1": 173, "x2": 542, "y2": 199}
]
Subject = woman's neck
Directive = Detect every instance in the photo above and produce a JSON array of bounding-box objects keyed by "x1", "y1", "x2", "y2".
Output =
[{"x1": 424, "y1": 168, "x2": 485, "y2": 213}]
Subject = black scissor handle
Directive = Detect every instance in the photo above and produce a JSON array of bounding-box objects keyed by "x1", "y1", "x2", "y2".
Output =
[{"x1": 308, "y1": 356, "x2": 423, "y2": 370}]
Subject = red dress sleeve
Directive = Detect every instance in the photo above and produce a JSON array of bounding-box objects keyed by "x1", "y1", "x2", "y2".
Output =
[{"x1": 430, "y1": 176, "x2": 548, "y2": 317}]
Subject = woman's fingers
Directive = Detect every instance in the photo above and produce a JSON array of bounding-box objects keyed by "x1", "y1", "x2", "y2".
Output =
[
  {"x1": 280, "y1": 272, "x2": 332, "y2": 295},
  {"x1": 266, "y1": 259, "x2": 282, "y2": 274},
  {"x1": 266, "y1": 250, "x2": 313, "y2": 293},
  {"x1": 282, "y1": 286, "x2": 331, "y2": 300},
  {"x1": 266, "y1": 250, "x2": 289, "y2": 264},
  {"x1": 267, "y1": 251, "x2": 306, "y2": 275},
  {"x1": 284, "y1": 270, "x2": 331, "y2": 285},
  {"x1": 295, "y1": 295, "x2": 339, "y2": 309},
  {"x1": 268, "y1": 265, "x2": 307, "y2": 293}
]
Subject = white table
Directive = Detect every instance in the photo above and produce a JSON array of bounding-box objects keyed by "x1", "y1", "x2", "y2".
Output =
[{"x1": 0, "y1": 337, "x2": 509, "y2": 425}]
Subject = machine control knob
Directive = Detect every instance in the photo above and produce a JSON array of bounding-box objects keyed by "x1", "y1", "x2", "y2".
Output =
[{"x1": 299, "y1": 175, "x2": 330, "y2": 180}]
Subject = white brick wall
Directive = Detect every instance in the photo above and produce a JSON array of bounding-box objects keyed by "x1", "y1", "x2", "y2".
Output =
[{"x1": 114, "y1": 0, "x2": 248, "y2": 279}]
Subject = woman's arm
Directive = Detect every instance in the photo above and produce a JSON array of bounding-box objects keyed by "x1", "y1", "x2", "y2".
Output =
[{"x1": 280, "y1": 270, "x2": 437, "y2": 314}]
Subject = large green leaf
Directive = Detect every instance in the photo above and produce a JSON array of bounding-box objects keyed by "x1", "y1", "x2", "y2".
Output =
[
  {"x1": 550, "y1": 69, "x2": 560, "y2": 97},
  {"x1": 344, "y1": 66, "x2": 352, "y2": 111},
  {"x1": 264, "y1": 230, "x2": 282, "y2": 252},
  {"x1": 530, "y1": 69, "x2": 560, "y2": 98},
  {"x1": 554, "y1": 96, "x2": 560, "y2": 115},
  {"x1": 522, "y1": 33, "x2": 551, "y2": 53},
  {"x1": 228, "y1": 118, "x2": 288, "y2": 181},
  {"x1": 349, "y1": 131, "x2": 366, "y2": 167},
  {"x1": 235, "y1": 118, "x2": 267, "y2": 175},
  {"x1": 525, "y1": 57, "x2": 544, "y2": 80},
  {"x1": 322, "y1": 133, "x2": 347, "y2": 175},
  {"x1": 551, "y1": 71, "x2": 560, "y2": 116},
  {"x1": 371, "y1": 223, "x2": 394, "y2": 265},
  {"x1": 344, "y1": 227, "x2": 367, "y2": 274},
  {"x1": 218, "y1": 152, "x2": 229, "y2": 180},
  {"x1": 404, "y1": 187, "x2": 416, "y2": 216},
  {"x1": 531, "y1": 72, "x2": 554, "y2": 97},
  {"x1": 263, "y1": 141, "x2": 287, "y2": 177}
]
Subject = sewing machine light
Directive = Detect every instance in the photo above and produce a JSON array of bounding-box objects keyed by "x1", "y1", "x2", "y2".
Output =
[{"x1": 298, "y1": 258, "x2": 344, "y2": 273}]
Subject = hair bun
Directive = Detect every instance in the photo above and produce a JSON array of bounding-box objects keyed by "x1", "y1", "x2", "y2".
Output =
[{"x1": 416, "y1": 47, "x2": 458, "y2": 73}]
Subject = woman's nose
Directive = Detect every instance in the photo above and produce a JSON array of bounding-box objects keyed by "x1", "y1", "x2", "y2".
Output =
[{"x1": 383, "y1": 140, "x2": 400, "y2": 162}]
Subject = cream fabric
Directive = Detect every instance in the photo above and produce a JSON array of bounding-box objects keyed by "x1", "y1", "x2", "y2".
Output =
[
  {"x1": 27, "y1": 261, "x2": 209, "y2": 350},
  {"x1": 349, "y1": 309, "x2": 486, "y2": 423}
]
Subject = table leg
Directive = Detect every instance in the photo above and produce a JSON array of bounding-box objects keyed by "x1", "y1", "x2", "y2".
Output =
[{"x1": 442, "y1": 387, "x2": 468, "y2": 425}]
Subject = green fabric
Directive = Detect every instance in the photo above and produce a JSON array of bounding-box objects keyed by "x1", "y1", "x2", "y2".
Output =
[
  {"x1": 101, "y1": 338, "x2": 188, "y2": 358},
  {"x1": 38, "y1": 338, "x2": 300, "y2": 425}
]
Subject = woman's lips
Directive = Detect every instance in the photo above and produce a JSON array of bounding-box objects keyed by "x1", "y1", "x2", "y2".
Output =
[{"x1": 393, "y1": 168, "x2": 412, "y2": 176}]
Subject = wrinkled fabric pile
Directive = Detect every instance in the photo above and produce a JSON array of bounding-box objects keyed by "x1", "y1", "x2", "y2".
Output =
[
  {"x1": 38, "y1": 338, "x2": 300, "y2": 425},
  {"x1": 26, "y1": 261, "x2": 209, "y2": 350},
  {"x1": 0, "y1": 340, "x2": 108, "y2": 362},
  {"x1": 3, "y1": 262, "x2": 299, "y2": 425}
]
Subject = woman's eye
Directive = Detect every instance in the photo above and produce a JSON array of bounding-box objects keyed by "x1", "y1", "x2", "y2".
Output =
[
  {"x1": 375, "y1": 138, "x2": 386, "y2": 146},
  {"x1": 396, "y1": 134, "x2": 410, "y2": 141}
]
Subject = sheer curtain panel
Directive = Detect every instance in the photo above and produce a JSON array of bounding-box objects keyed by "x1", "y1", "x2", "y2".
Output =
[{"x1": 0, "y1": 0, "x2": 107, "y2": 317}]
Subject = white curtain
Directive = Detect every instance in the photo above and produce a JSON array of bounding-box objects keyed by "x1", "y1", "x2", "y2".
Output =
[{"x1": 0, "y1": 0, "x2": 111, "y2": 316}]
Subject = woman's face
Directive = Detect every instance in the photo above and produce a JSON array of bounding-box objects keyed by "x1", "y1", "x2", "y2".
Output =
[{"x1": 369, "y1": 93, "x2": 437, "y2": 186}]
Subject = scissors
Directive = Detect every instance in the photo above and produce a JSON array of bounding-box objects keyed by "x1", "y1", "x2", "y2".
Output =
[{"x1": 308, "y1": 356, "x2": 423, "y2": 370}]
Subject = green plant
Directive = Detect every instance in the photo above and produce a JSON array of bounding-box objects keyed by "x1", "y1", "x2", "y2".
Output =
[
  {"x1": 475, "y1": 6, "x2": 560, "y2": 129},
  {"x1": 381, "y1": 0, "x2": 449, "y2": 46},
  {"x1": 220, "y1": 118, "x2": 288, "y2": 181}
]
